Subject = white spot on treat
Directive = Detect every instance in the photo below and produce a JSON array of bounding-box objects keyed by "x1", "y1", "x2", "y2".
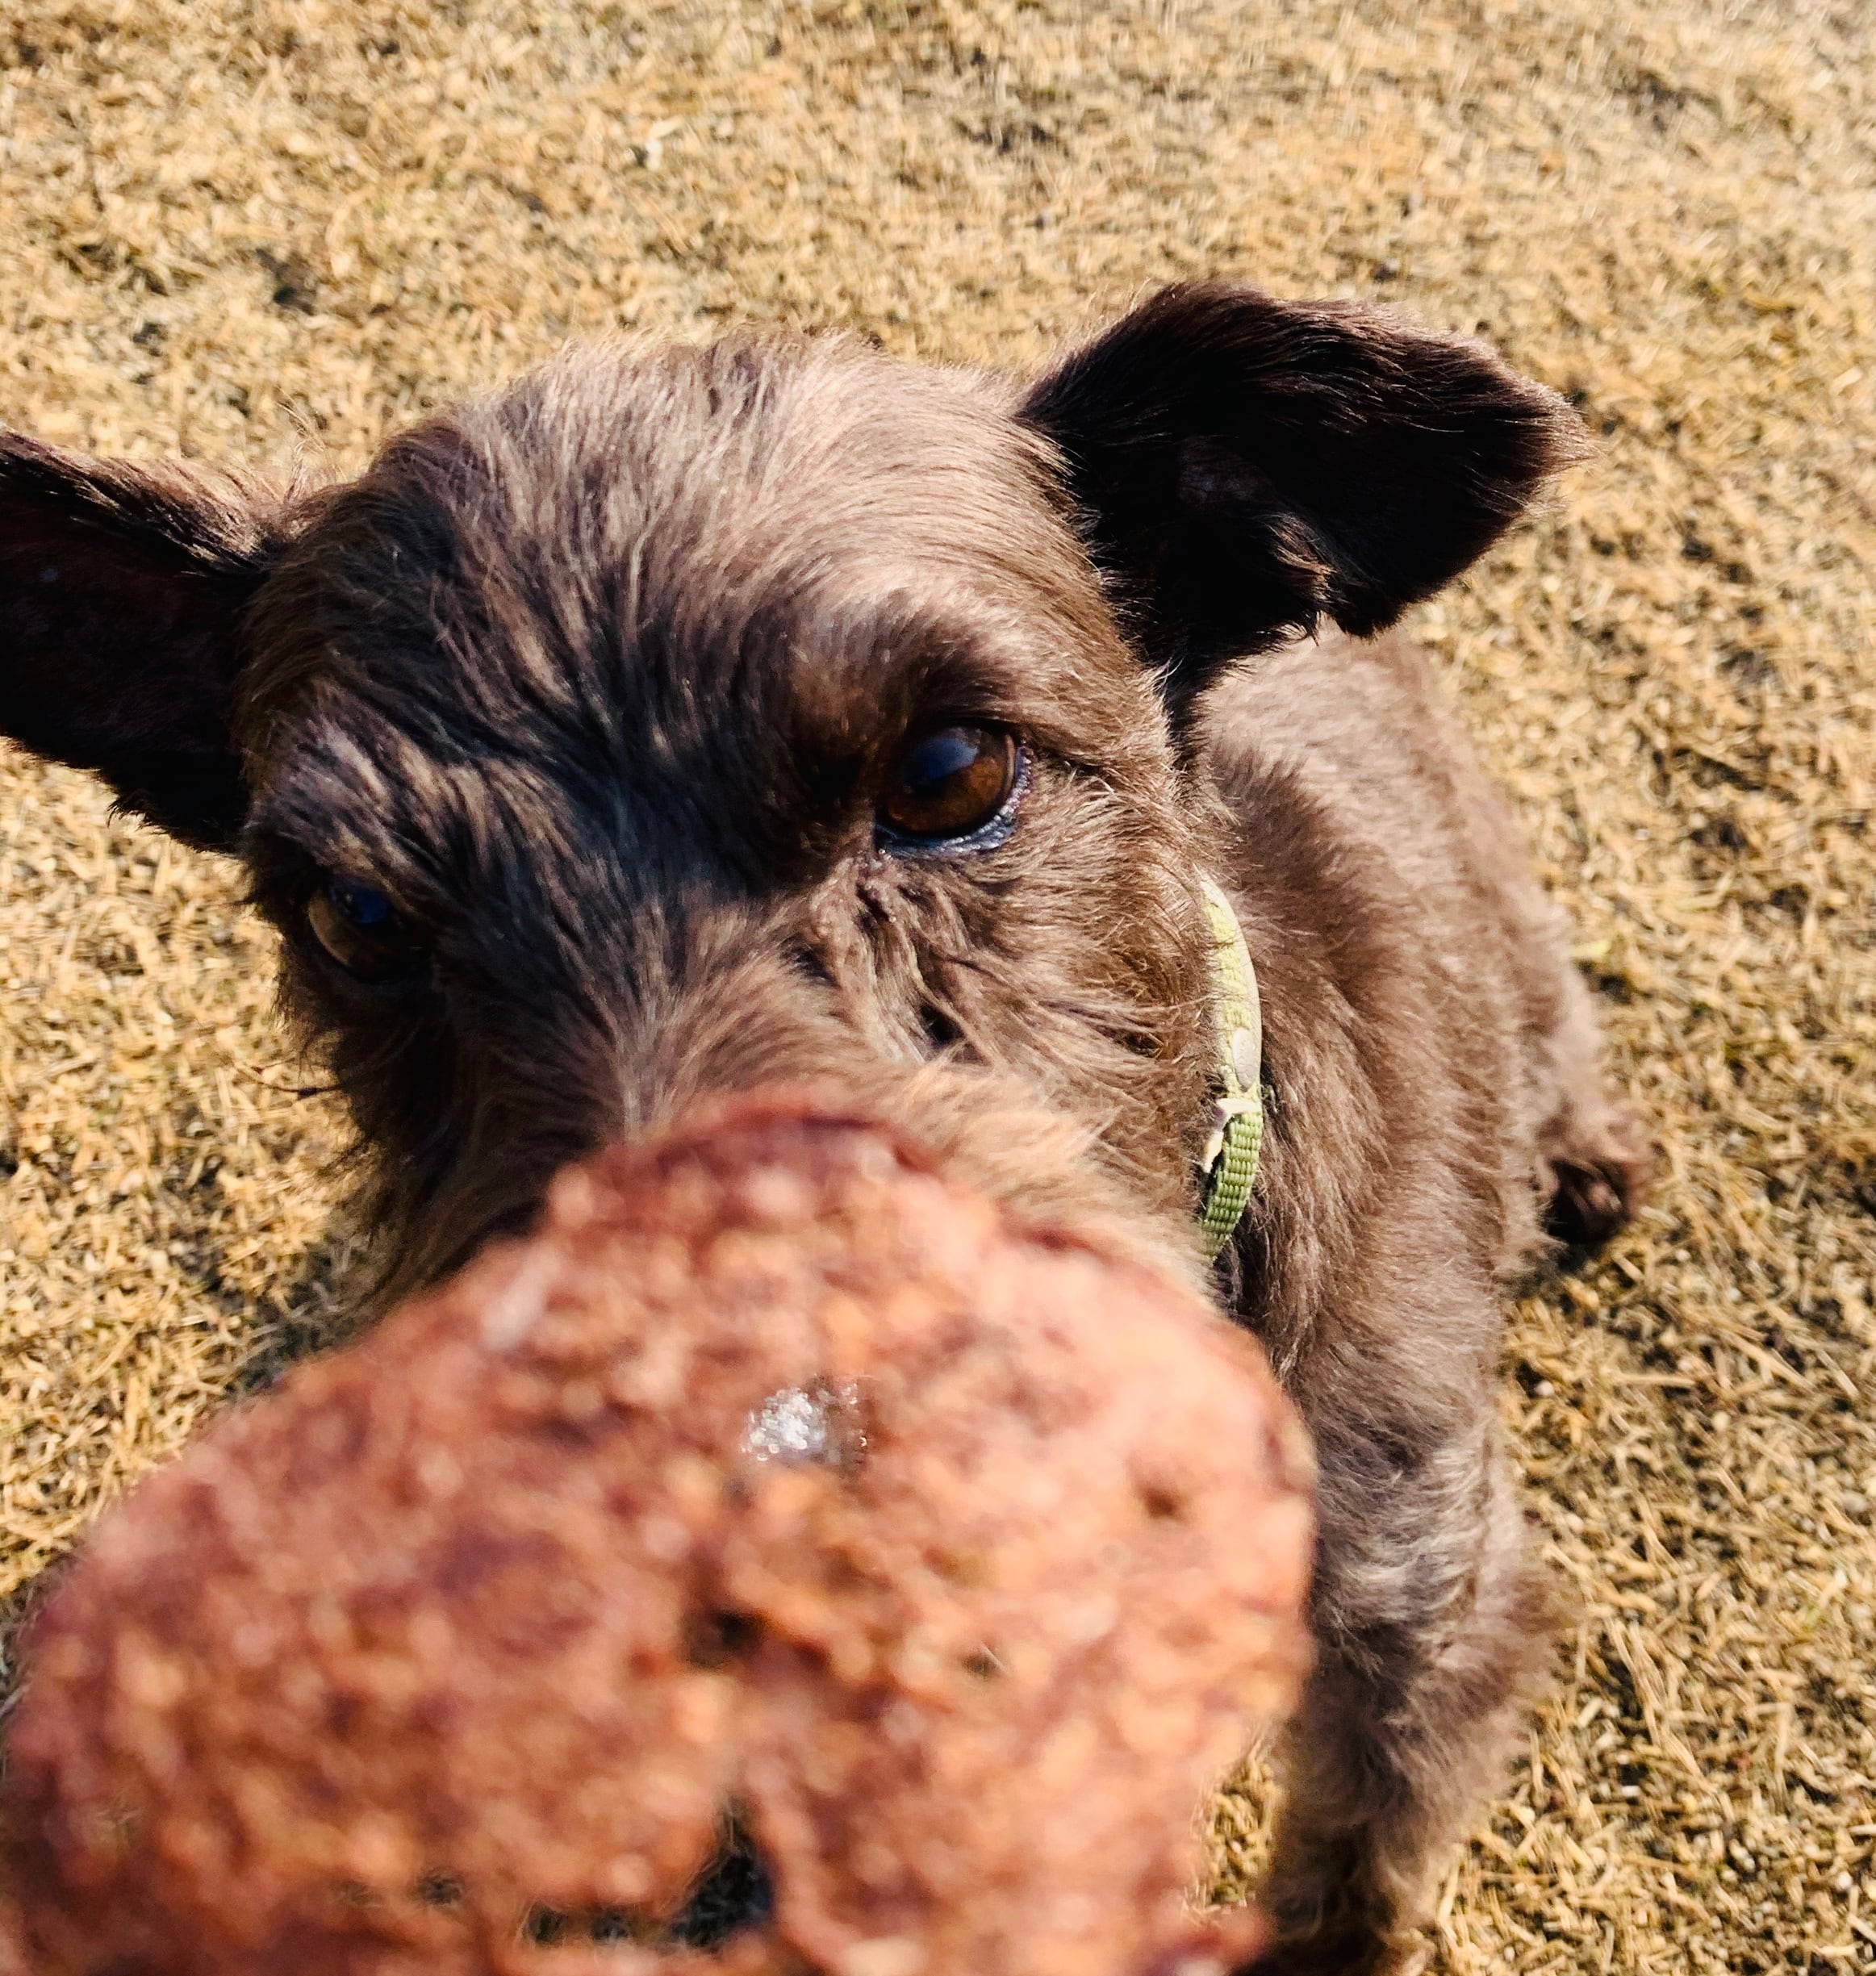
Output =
[
  {"x1": 1064, "y1": 1594, "x2": 1118, "y2": 1645},
  {"x1": 839, "y1": 1938, "x2": 925, "y2": 1976},
  {"x1": 639, "y1": 1514, "x2": 690, "y2": 1563},
  {"x1": 743, "y1": 1377, "x2": 867, "y2": 1472},
  {"x1": 477, "y1": 1252, "x2": 554, "y2": 1351}
]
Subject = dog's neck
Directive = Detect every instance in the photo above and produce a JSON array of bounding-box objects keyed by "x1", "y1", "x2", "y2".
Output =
[{"x1": 1196, "y1": 878, "x2": 1264, "y2": 1259}]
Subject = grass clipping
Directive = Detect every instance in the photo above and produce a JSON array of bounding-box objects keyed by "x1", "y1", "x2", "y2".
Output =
[{"x1": 0, "y1": 3, "x2": 1872, "y2": 1972}]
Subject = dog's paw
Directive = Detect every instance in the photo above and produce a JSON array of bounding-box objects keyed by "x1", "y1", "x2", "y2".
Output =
[
  {"x1": 1541, "y1": 1104, "x2": 1651, "y2": 1253},
  {"x1": 1249, "y1": 1927, "x2": 1428, "y2": 1976},
  {"x1": 1254, "y1": 1861, "x2": 1424, "y2": 1976}
]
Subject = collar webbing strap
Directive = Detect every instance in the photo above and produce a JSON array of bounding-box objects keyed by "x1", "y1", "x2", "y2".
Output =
[{"x1": 1197, "y1": 875, "x2": 1264, "y2": 1260}]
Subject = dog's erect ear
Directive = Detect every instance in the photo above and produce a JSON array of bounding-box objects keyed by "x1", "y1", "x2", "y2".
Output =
[
  {"x1": 0, "y1": 434, "x2": 289, "y2": 850},
  {"x1": 1019, "y1": 282, "x2": 1588, "y2": 703}
]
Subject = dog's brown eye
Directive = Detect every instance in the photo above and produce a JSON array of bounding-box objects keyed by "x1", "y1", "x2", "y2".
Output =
[
  {"x1": 305, "y1": 876, "x2": 424, "y2": 985},
  {"x1": 879, "y1": 725, "x2": 1020, "y2": 848}
]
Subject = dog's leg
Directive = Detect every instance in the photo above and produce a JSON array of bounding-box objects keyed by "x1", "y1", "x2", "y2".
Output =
[
  {"x1": 1257, "y1": 1405, "x2": 1548, "y2": 1976},
  {"x1": 1368, "y1": 634, "x2": 1650, "y2": 1262},
  {"x1": 1434, "y1": 717, "x2": 1651, "y2": 1256},
  {"x1": 1529, "y1": 959, "x2": 1651, "y2": 1251}
]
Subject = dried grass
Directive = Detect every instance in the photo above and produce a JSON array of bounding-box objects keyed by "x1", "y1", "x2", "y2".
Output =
[{"x1": 0, "y1": 2, "x2": 1872, "y2": 1970}]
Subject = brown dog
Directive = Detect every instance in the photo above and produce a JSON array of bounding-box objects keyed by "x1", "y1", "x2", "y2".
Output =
[{"x1": 0, "y1": 283, "x2": 1646, "y2": 1972}]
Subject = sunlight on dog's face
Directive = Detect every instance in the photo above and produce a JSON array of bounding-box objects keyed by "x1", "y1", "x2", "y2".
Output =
[{"x1": 232, "y1": 339, "x2": 1213, "y2": 1294}]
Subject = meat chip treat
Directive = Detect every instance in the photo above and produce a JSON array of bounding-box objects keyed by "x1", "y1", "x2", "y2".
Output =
[{"x1": 2, "y1": 1095, "x2": 1315, "y2": 1976}]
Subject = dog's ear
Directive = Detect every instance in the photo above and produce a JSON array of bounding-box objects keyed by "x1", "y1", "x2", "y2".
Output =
[
  {"x1": 1019, "y1": 282, "x2": 1587, "y2": 705},
  {"x1": 0, "y1": 433, "x2": 289, "y2": 850}
]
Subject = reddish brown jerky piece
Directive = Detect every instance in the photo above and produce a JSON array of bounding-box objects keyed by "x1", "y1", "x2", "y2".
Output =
[{"x1": 2, "y1": 1092, "x2": 1314, "y2": 1976}]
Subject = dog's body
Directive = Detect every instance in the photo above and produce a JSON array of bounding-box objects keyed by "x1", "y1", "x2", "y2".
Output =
[
  {"x1": 1202, "y1": 623, "x2": 1644, "y2": 1964},
  {"x1": 0, "y1": 286, "x2": 1645, "y2": 1973}
]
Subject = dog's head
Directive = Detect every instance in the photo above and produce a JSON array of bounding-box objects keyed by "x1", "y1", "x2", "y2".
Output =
[{"x1": 0, "y1": 285, "x2": 1581, "y2": 1297}]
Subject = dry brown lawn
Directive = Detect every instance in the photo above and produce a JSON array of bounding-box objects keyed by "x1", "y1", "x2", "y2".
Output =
[{"x1": 2, "y1": 2, "x2": 1873, "y2": 1970}]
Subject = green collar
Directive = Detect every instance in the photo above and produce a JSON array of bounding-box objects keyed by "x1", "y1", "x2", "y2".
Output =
[{"x1": 1197, "y1": 876, "x2": 1264, "y2": 1260}]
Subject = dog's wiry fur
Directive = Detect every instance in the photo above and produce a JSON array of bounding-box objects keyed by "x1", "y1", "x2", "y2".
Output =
[{"x1": 0, "y1": 283, "x2": 1648, "y2": 1974}]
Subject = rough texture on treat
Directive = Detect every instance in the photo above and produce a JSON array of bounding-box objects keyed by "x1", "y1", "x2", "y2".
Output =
[{"x1": 1, "y1": 1093, "x2": 1314, "y2": 1976}]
